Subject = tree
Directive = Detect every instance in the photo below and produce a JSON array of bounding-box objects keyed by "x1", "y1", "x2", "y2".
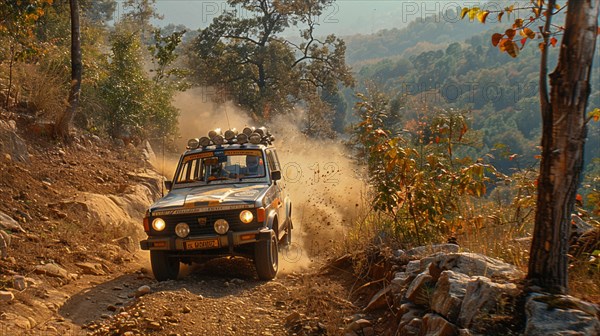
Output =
[
  {"x1": 187, "y1": 0, "x2": 354, "y2": 123},
  {"x1": 463, "y1": 1, "x2": 600, "y2": 293},
  {"x1": 55, "y1": 0, "x2": 81, "y2": 139}
]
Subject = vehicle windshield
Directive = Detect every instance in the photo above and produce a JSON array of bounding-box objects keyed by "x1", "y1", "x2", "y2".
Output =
[{"x1": 173, "y1": 149, "x2": 267, "y2": 187}]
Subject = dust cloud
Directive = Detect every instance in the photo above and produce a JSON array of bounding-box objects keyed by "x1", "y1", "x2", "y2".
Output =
[{"x1": 161, "y1": 88, "x2": 368, "y2": 273}]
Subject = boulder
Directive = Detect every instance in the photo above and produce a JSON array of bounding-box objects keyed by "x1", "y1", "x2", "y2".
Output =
[
  {"x1": 457, "y1": 276, "x2": 520, "y2": 330},
  {"x1": 0, "y1": 121, "x2": 29, "y2": 162},
  {"x1": 406, "y1": 260, "x2": 424, "y2": 276},
  {"x1": 75, "y1": 262, "x2": 106, "y2": 276},
  {"x1": 34, "y1": 263, "x2": 70, "y2": 279},
  {"x1": 405, "y1": 244, "x2": 460, "y2": 257},
  {"x1": 429, "y1": 253, "x2": 523, "y2": 281},
  {"x1": 391, "y1": 271, "x2": 413, "y2": 291},
  {"x1": 430, "y1": 270, "x2": 471, "y2": 323},
  {"x1": 524, "y1": 293, "x2": 600, "y2": 336},
  {"x1": 364, "y1": 286, "x2": 392, "y2": 312},
  {"x1": 397, "y1": 302, "x2": 425, "y2": 330},
  {"x1": 405, "y1": 272, "x2": 434, "y2": 306},
  {"x1": 421, "y1": 313, "x2": 459, "y2": 336}
]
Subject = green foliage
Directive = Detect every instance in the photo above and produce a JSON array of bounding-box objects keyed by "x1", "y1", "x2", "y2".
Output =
[
  {"x1": 187, "y1": 0, "x2": 354, "y2": 127},
  {"x1": 352, "y1": 91, "x2": 506, "y2": 245},
  {"x1": 97, "y1": 27, "x2": 179, "y2": 139}
]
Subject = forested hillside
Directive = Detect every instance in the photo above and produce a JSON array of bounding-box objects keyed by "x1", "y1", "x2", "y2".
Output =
[{"x1": 346, "y1": 9, "x2": 600, "y2": 175}]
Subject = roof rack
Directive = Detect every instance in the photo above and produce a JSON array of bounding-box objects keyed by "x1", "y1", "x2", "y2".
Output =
[{"x1": 187, "y1": 126, "x2": 274, "y2": 149}]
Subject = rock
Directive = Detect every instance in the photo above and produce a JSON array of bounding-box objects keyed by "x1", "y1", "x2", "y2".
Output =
[
  {"x1": 142, "y1": 140, "x2": 157, "y2": 164},
  {"x1": 13, "y1": 275, "x2": 26, "y2": 291},
  {"x1": 0, "y1": 290, "x2": 14, "y2": 303},
  {"x1": 34, "y1": 263, "x2": 70, "y2": 279},
  {"x1": 391, "y1": 271, "x2": 413, "y2": 291},
  {"x1": 457, "y1": 277, "x2": 520, "y2": 330},
  {"x1": 398, "y1": 302, "x2": 425, "y2": 330},
  {"x1": 0, "y1": 122, "x2": 29, "y2": 162},
  {"x1": 0, "y1": 230, "x2": 8, "y2": 258},
  {"x1": 429, "y1": 252, "x2": 523, "y2": 281},
  {"x1": 406, "y1": 260, "x2": 424, "y2": 276},
  {"x1": 524, "y1": 293, "x2": 600, "y2": 336},
  {"x1": 571, "y1": 214, "x2": 593, "y2": 237},
  {"x1": 364, "y1": 286, "x2": 392, "y2": 312},
  {"x1": 406, "y1": 244, "x2": 460, "y2": 257},
  {"x1": 421, "y1": 313, "x2": 458, "y2": 336},
  {"x1": 405, "y1": 273, "x2": 434, "y2": 306},
  {"x1": 285, "y1": 312, "x2": 301, "y2": 326},
  {"x1": 75, "y1": 262, "x2": 106, "y2": 276},
  {"x1": 0, "y1": 211, "x2": 25, "y2": 232},
  {"x1": 346, "y1": 318, "x2": 373, "y2": 334},
  {"x1": 135, "y1": 285, "x2": 151, "y2": 297},
  {"x1": 396, "y1": 317, "x2": 422, "y2": 336},
  {"x1": 430, "y1": 270, "x2": 470, "y2": 322}
]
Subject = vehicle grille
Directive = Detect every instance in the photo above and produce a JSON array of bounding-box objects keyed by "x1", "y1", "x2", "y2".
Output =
[{"x1": 149, "y1": 209, "x2": 259, "y2": 236}]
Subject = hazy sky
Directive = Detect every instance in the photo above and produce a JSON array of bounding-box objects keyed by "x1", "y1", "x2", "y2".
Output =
[{"x1": 144, "y1": 0, "x2": 488, "y2": 36}]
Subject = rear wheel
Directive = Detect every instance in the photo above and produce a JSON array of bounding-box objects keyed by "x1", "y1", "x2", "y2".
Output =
[
  {"x1": 150, "y1": 250, "x2": 180, "y2": 281},
  {"x1": 255, "y1": 232, "x2": 278, "y2": 280}
]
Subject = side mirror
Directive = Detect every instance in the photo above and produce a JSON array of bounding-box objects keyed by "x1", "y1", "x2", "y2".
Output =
[
  {"x1": 164, "y1": 180, "x2": 173, "y2": 191},
  {"x1": 270, "y1": 170, "x2": 281, "y2": 181}
]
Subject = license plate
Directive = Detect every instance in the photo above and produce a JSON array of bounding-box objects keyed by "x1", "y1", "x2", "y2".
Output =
[{"x1": 185, "y1": 239, "x2": 219, "y2": 250}]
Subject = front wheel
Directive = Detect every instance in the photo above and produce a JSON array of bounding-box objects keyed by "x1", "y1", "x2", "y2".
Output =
[
  {"x1": 150, "y1": 250, "x2": 180, "y2": 281},
  {"x1": 255, "y1": 233, "x2": 278, "y2": 280}
]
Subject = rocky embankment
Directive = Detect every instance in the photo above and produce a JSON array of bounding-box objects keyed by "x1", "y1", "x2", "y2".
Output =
[{"x1": 340, "y1": 244, "x2": 600, "y2": 336}]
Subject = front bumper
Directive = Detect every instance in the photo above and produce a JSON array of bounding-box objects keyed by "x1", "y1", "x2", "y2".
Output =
[{"x1": 140, "y1": 228, "x2": 273, "y2": 251}]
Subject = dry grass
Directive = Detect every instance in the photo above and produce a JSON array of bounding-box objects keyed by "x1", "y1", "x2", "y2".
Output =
[{"x1": 0, "y1": 62, "x2": 66, "y2": 119}]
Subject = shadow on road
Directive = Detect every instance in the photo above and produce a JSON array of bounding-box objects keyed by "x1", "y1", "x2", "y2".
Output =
[{"x1": 59, "y1": 256, "x2": 263, "y2": 326}]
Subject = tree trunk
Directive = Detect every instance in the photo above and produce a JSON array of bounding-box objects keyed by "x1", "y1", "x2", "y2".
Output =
[
  {"x1": 56, "y1": 0, "x2": 82, "y2": 139},
  {"x1": 528, "y1": 0, "x2": 600, "y2": 293}
]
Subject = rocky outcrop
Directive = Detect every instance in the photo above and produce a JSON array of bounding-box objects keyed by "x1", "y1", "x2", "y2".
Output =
[
  {"x1": 524, "y1": 294, "x2": 600, "y2": 336},
  {"x1": 350, "y1": 246, "x2": 600, "y2": 336}
]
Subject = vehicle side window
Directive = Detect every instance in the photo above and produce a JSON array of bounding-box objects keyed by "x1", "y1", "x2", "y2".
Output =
[
  {"x1": 265, "y1": 149, "x2": 280, "y2": 172},
  {"x1": 176, "y1": 159, "x2": 202, "y2": 183}
]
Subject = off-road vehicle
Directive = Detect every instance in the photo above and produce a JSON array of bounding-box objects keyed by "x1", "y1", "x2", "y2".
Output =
[{"x1": 140, "y1": 127, "x2": 292, "y2": 281}]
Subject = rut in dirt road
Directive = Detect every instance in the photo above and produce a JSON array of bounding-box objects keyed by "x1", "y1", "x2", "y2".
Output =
[{"x1": 67, "y1": 256, "x2": 356, "y2": 336}]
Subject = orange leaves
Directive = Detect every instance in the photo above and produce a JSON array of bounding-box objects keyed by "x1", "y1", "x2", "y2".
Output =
[
  {"x1": 499, "y1": 39, "x2": 519, "y2": 58},
  {"x1": 588, "y1": 108, "x2": 600, "y2": 122},
  {"x1": 520, "y1": 27, "x2": 536, "y2": 39},
  {"x1": 463, "y1": 4, "x2": 565, "y2": 58},
  {"x1": 492, "y1": 33, "x2": 503, "y2": 47}
]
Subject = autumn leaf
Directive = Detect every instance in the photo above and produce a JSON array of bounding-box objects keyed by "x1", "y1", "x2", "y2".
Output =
[
  {"x1": 550, "y1": 37, "x2": 558, "y2": 47},
  {"x1": 521, "y1": 27, "x2": 536, "y2": 39},
  {"x1": 509, "y1": 154, "x2": 518, "y2": 161},
  {"x1": 513, "y1": 18, "x2": 524, "y2": 28},
  {"x1": 492, "y1": 33, "x2": 503, "y2": 47},
  {"x1": 468, "y1": 8, "x2": 480, "y2": 21},
  {"x1": 588, "y1": 108, "x2": 600, "y2": 122},
  {"x1": 460, "y1": 7, "x2": 469, "y2": 20},
  {"x1": 498, "y1": 11, "x2": 504, "y2": 22},
  {"x1": 477, "y1": 11, "x2": 490, "y2": 24},
  {"x1": 520, "y1": 38, "x2": 528, "y2": 48},
  {"x1": 505, "y1": 28, "x2": 516, "y2": 40}
]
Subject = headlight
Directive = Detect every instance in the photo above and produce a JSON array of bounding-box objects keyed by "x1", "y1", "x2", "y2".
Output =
[
  {"x1": 152, "y1": 218, "x2": 166, "y2": 231},
  {"x1": 175, "y1": 223, "x2": 190, "y2": 238},
  {"x1": 187, "y1": 138, "x2": 200, "y2": 149},
  {"x1": 240, "y1": 210, "x2": 254, "y2": 224},
  {"x1": 214, "y1": 219, "x2": 229, "y2": 234}
]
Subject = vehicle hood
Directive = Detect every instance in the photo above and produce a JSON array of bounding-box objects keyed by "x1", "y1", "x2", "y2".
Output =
[{"x1": 150, "y1": 183, "x2": 270, "y2": 212}]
